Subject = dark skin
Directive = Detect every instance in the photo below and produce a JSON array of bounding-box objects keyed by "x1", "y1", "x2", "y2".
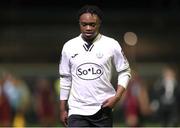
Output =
[
  {"x1": 60, "y1": 12, "x2": 126, "y2": 126},
  {"x1": 79, "y1": 13, "x2": 101, "y2": 43}
]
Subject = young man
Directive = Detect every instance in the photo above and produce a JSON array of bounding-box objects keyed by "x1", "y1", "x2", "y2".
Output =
[{"x1": 59, "y1": 5, "x2": 131, "y2": 127}]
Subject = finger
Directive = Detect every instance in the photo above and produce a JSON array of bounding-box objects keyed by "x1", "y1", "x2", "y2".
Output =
[
  {"x1": 102, "y1": 100, "x2": 109, "y2": 108},
  {"x1": 102, "y1": 99, "x2": 108, "y2": 105},
  {"x1": 65, "y1": 118, "x2": 68, "y2": 126},
  {"x1": 64, "y1": 122, "x2": 67, "y2": 127},
  {"x1": 62, "y1": 120, "x2": 67, "y2": 127},
  {"x1": 61, "y1": 117, "x2": 67, "y2": 127}
]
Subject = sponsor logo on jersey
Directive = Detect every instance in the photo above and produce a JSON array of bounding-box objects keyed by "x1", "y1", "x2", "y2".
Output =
[{"x1": 76, "y1": 63, "x2": 103, "y2": 80}]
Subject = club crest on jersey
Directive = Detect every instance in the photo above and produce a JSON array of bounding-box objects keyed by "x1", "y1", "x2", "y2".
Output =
[
  {"x1": 96, "y1": 52, "x2": 103, "y2": 59},
  {"x1": 76, "y1": 63, "x2": 104, "y2": 80}
]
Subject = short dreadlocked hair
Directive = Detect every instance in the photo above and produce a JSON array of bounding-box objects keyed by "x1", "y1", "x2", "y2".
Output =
[{"x1": 77, "y1": 5, "x2": 103, "y2": 21}]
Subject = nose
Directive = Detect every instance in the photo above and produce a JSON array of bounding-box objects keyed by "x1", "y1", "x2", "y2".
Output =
[{"x1": 86, "y1": 25, "x2": 92, "y2": 30}]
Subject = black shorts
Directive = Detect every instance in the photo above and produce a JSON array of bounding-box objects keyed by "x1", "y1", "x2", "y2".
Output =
[{"x1": 68, "y1": 107, "x2": 113, "y2": 127}]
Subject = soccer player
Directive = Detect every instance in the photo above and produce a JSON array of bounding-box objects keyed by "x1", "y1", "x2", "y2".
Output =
[{"x1": 59, "y1": 5, "x2": 131, "y2": 127}]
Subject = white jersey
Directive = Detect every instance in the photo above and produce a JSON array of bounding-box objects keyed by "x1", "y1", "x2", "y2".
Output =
[{"x1": 59, "y1": 34, "x2": 131, "y2": 116}]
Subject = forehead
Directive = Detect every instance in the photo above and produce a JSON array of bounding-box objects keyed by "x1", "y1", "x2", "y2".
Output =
[{"x1": 79, "y1": 13, "x2": 99, "y2": 22}]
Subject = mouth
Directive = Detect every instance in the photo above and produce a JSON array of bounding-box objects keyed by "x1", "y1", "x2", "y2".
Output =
[{"x1": 84, "y1": 32, "x2": 94, "y2": 37}]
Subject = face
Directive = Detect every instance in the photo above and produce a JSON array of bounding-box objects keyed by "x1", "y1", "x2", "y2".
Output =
[{"x1": 79, "y1": 13, "x2": 101, "y2": 41}]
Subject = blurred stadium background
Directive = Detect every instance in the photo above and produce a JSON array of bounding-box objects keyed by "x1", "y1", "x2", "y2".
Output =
[{"x1": 0, "y1": 0, "x2": 180, "y2": 127}]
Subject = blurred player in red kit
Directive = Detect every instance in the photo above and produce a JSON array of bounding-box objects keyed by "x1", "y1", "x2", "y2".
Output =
[{"x1": 122, "y1": 68, "x2": 152, "y2": 127}]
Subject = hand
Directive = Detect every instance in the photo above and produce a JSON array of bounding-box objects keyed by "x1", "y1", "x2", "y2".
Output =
[
  {"x1": 60, "y1": 110, "x2": 68, "y2": 127},
  {"x1": 102, "y1": 96, "x2": 119, "y2": 108},
  {"x1": 102, "y1": 85, "x2": 125, "y2": 108}
]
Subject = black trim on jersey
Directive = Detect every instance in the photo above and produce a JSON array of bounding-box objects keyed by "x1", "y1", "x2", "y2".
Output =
[
  {"x1": 83, "y1": 44, "x2": 88, "y2": 51},
  {"x1": 60, "y1": 74, "x2": 70, "y2": 78},
  {"x1": 83, "y1": 44, "x2": 94, "y2": 52},
  {"x1": 89, "y1": 44, "x2": 94, "y2": 51}
]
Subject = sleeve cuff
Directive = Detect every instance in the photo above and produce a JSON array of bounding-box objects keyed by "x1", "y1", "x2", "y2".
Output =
[
  {"x1": 118, "y1": 75, "x2": 130, "y2": 89},
  {"x1": 60, "y1": 88, "x2": 70, "y2": 100}
]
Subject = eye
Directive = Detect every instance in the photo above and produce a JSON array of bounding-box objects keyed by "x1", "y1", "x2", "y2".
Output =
[
  {"x1": 80, "y1": 22, "x2": 87, "y2": 27},
  {"x1": 80, "y1": 22, "x2": 97, "y2": 27},
  {"x1": 90, "y1": 23, "x2": 96, "y2": 27}
]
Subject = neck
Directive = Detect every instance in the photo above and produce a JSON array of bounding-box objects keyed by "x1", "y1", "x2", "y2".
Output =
[
  {"x1": 82, "y1": 37, "x2": 94, "y2": 44},
  {"x1": 82, "y1": 34, "x2": 99, "y2": 44}
]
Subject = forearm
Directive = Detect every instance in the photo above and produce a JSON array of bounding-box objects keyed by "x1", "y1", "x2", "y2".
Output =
[
  {"x1": 60, "y1": 76, "x2": 72, "y2": 100},
  {"x1": 59, "y1": 77, "x2": 71, "y2": 111},
  {"x1": 60, "y1": 100, "x2": 68, "y2": 126},
  {"x1": 60, "y1": 100, "x2": 68, "y2": 111},
  {"x1": 102, "y1": 85, "x2": 126, "y2": 108},
  {"x1": 115, "y1": 85, "x2": 126, "y2": 101},
  {"x1": 116, "y1": 68, "x2": 131, "y2": 100}
]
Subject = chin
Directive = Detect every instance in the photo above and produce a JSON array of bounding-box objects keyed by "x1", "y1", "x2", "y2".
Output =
[
  {"x1": 83, "y1": 35, "x2": 93, "y2": 40},
  {"x1": 86, "y1": 36, "x2": 94, "y2": 39}
]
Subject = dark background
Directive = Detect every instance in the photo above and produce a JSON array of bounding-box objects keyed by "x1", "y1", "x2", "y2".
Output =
[{"x1": 0, "y1": 0, "x2": 180, "y2": 63}]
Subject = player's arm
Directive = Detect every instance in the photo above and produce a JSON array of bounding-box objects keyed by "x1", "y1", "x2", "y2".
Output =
[
  {"x1": 60, "y1": 100, "x2": 68, "y2": 126},
  {"x1": 116, "y1": 67, "x2": 131, "y2": 98},
  {"x1": 59, "y1": 74, "x2": 71, "y2": 126},
  {"x1": 113, "y1": 40, "x2": 131, "y2": 89},
  {"x1": 59, "y1": 45, "x2": 72, "y2": 126},
  {"x1": 102, "y1": 40, "x2": 131, "y2": 108},
  {"x1": 114, "y1": 40, "x2": 131, "y2": 100},
  {"x1": 102, "y1": 68, "x2": 131, "y2": 108}
]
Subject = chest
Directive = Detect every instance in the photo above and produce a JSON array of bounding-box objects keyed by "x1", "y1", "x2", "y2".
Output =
[
  {"x1": 69, "y1": 44, "x2": 114, "y2": 80},
  {"x1": 69, "y1": 44, "x2": 113, "y2": 67}
]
